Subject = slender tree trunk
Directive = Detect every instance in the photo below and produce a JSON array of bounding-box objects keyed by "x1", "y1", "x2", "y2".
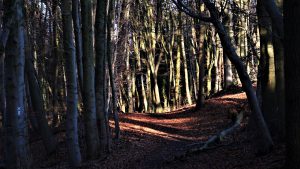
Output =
[
  {"x1": 257, "y1": 0, "x2": 277, "y2": 135},
  {"x1": 195, "y1": 1, "x2": 206, "y2": 109},
  {"x1": 175, "y1": 44, "x2": 181, "y2": 108},
  {"x1": 222, "y1": 9, "x2": 233, "y2": 88},
  {"x1": 51, "y1": 0, "x2": 60, "y2": 127},
  {"x1": 133, "y1": 32, "x2": 148, "y2": 112},
  {"x1": 4, "y1": 0, "x2": 31, "y2": 168},
  {"x1": 107, "y1": 0, "x2": 120, "y2": 140},
  {"x1": 72, "y1": 0, "x2": 84, "y2": 93},
  {"x1": 0, "y1": 7, "x2": 10, "y2": 149},
  {"x1": 95, "y1": 0, "x2": 109, "y2": 153},
  {"x1": 0, "y1": 45, "x2": 4, "y2": 133},
  {"x1": 81, "y1": 0, "x2": 100, "y2": 159},
  {"x1": 180, "y1": 22, "x2": 192, "y2": 105},
  {"x1": 196, "y1": 23, "x2": 206, "y2": 109},
  {"x1": 61, "y1": 0, "x2": 82, "y2": 166},
  {"x1": 271, "y1": 0, "x2": 285, "y2": 139}
]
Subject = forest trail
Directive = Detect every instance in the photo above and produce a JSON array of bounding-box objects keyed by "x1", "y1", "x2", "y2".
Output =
[{"x1": 31, "y1": 88, "x2": 284, "y2": 169}]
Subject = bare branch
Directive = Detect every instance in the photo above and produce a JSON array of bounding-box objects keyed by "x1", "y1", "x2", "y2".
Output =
[{"x1": 171, "y1": 0, "x2": 213, "y2": 22}]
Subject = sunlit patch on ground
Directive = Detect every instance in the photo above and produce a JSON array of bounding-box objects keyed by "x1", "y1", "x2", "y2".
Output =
[{"x1": 7, "y1": 88, "x2": 284, "y2": 169}]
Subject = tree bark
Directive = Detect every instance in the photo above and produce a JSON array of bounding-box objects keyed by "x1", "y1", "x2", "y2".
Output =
[
  {"x1": 195, "y1": 2, "x2": 206, "y2": 109},
  {"x1": 72, "y1": 0, "x2": 84, "y2": 93},
  {"x1": 81, "y1": 0, "x2": 100, "y2": 159},
  {"x1": 107, "y1": 0, "x2": 120, "y2": 140},
  {"x1": 4, "y1": 0, "x2": 31, "y2": 168},
  {"x1": 271, "y1": 0, "x2": 285, "y2": 139},
  {"x1": 257, "y1": 0, "x2": 278, "y2": 139},
  {"x1": 95, "y1": 0, "x2": 109, "y2": 153},
  {"x1": 61, "y1": 0, "x2": 82, "y2": 166}
]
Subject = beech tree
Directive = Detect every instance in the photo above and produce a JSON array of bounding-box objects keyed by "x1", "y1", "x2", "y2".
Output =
[
  {"x1": 81, "y1": 0, "x2": 100, "y2": 159},
  {"x1": 61, "y1": 0, "x2": 82, "y2": 167},
  {"x1": 3, "y1": 0, "x2": 31, "y2": 168},
  {"x1": 95, "y1": 0, "x2": 110, "y2": 152}
]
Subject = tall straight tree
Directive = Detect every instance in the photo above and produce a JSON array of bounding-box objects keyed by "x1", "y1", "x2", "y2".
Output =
[
  {"x1": 257, "y1": 0, "x2": 278, "y2": 138},
  {"x1": 81, "y1": 0, "x2": 100, "y2": 159},
  {"x1": 72, "y1": 0, "x2": 83, "y2": 93},
  {"x1": 284, "y1": 0, "x2": 300, "y2": 167},
  {"x1": 3, "y1": 0, "x2": 31, "y2": 168},
  {"x1": 95, "y1": 0, "x2": 110, "y2": 153},
  {"x1": 107, "y1": 0, "x2": 120, "y2": 139},
  {"x1": 61, "y1": 0, "x2": 82, "y2": 167},
  {"x1": 0, "y1": 0, "x2": 10, "y2": 141},
  {"x1": 195, "y1": 1, "x2": 206, "y2": 109}
]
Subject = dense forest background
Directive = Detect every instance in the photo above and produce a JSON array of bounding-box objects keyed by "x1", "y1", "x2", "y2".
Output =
[{"x1": 0, "y1": 0, "x2": 299, "y2": 168}]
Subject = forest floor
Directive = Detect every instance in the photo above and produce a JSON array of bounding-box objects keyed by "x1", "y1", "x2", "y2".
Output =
[{"x1": 1, "y1": 86, "x2": 285, "y2": 169}]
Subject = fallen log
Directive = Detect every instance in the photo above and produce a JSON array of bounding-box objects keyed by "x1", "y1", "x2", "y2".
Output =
[
  {"x1": 188, "y1": 111, "x2": 244, "y2": 154},
  {"x1": 170, "y1": 111, "x2": 244, "y2": 161}
]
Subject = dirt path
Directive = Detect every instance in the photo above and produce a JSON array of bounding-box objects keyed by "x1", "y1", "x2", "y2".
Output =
[{"x1": 31, "y1": 90, "x2": 284, "y2": 169}]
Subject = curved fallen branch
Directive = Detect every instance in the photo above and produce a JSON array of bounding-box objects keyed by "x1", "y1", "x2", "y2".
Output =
[
  {"x1": 188, "y1": 111, "x2": 244, "y2": 154},
  {"x1": 169, "y1": 111, "x2": 244, "y2": 161}
]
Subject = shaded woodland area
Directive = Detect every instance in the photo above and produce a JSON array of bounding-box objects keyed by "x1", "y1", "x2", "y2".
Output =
[{"x1": 0, "y1": 0, "x2": 299, "y2": 168}]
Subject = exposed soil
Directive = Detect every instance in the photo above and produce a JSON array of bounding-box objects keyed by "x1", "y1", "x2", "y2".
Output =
[{"x1": 2, "y1": 87, "x2": 285, "y2": 169}]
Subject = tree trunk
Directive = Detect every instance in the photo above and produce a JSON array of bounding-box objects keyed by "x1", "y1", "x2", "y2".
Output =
[
  {"x1": 222, "y1": 8, "x2": 233, "y2": 88},
  {"x1": 195, "y1": 2, "x2": 206, "y2": 109},
  {"x1": 180, "y1": 21, "x2": 192, "y2": 105},
  {"x1": 95, "y1": 0, "x2": 109, "y2": 153},
  {"x1": 271, "y1": 0, "x2": 285, "y2": 139},
  {"x1": 4, "y1": 0, "x2": 31, "y2": 168},
  {"x1": 81, "y1": 0, "x2": 100, "y2": 159},
  {"x1": 175, "y1": 44, "x2": 181, "y2": 108},
  {"x1": 61, "y1": 0, "x2": 82, "y2": 167},
  {"x1": 107, "y1": 0, "x2": 120, "y2": 140},
  {"x1": 284, "y1": 0, "x2": 300, "y2": 167},
  {"x1": 0, "y1": 7, "x2": 10, "y2": 153},
  {"x1": 72, "y1": 0, "x2": 84, "y2": 93},
  {"x1": 257, "y1": 0, "x2": 278, "y2": 139}
]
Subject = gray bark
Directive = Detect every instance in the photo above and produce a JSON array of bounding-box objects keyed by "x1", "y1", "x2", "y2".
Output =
[
  {"x1": 81, "y1": 0, "x2": 100, "y2": 159},
  {"x1": 107, "y1": 0, "x2": 120, "y2": 140},
  {"x1": 72, "y1": 0, "x2": 84, "y2": 93},
  {"x1": 61, "y1": 0, "x2": 82, "y2": 167},
  {"x1": 4, "y1": 0, "x2": 31, "y2": 168}
]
